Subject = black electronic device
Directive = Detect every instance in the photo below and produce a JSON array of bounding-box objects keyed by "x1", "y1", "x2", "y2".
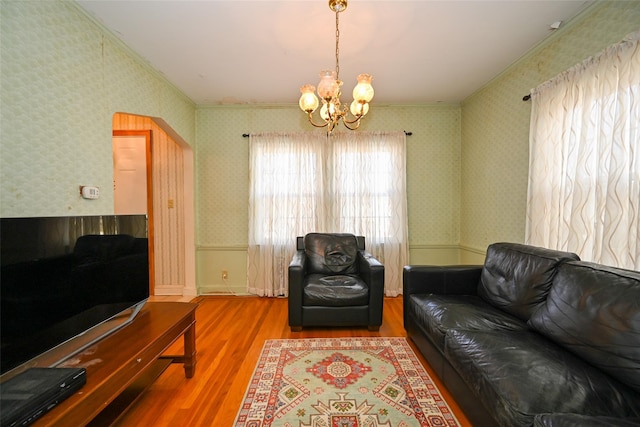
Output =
[
  {"x1": 0, "y1": 367, "x2": 87, "y2": 426},
  {"x1": 0, "y1": 215, "x2": 149, "y2": 376}
]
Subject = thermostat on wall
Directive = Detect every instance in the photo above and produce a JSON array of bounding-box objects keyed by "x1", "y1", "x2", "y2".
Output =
[{"x1": 80, "y1": 186, "x2": 100, "y2": 200}]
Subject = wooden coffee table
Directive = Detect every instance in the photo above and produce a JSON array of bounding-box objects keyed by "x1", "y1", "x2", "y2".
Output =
[{"x1": 31, "y1": 302, "x2": 197, "y2": 426}]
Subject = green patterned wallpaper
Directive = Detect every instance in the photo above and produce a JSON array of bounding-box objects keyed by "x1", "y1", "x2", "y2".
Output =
[
  {"x1": 195, "y1": 104, "x2": 461, "y2": 249},
  {"x1": 195, "y1": 104, "x2": 461, "y2": 292},
  {"x1": 460, "y1": 1, "x2": 640, "y2": 254},
  {"x1": 2, "y1": 0, "x2": 637, "y2": 291},
  {"x1": 0, "y1": 0, "x2": 195, "y2": 218}
]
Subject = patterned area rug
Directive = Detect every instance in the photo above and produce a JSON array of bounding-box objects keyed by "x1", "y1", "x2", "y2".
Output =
[{"x1": 234, "y1": 337, "x2": 461, "y2": 427}]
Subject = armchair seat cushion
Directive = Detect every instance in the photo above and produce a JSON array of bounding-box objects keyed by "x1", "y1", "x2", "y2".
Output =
[{"x1": 303, "y1": 274, "x2": 369, "y2": 306}]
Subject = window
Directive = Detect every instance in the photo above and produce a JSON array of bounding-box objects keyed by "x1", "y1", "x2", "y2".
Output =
[
  {"x1": 526, "y1": 31, "x2": 639, "y2": 270},
  {"x1": 247, "y1": 131, "x2": 408, "y2": 297},
  {"x1": 332, "y1": 151, "x2": 394, "y2": 239}
]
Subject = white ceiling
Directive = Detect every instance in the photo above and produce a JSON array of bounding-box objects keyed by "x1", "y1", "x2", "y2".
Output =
[{"x1": 76, "y1": 0, "x2": 593, "y2": 105}]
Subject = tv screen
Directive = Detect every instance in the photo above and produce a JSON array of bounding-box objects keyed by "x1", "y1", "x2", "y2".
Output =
[{"x1": 0, "y1": 215, "x2": 149, "y2": 375}]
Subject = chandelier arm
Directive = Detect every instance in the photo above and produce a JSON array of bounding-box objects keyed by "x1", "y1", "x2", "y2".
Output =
[
  {"x1": 342, "y1": 118, "x2": 362, "y2": 130},
  {"x1": 342, "y1": 113, "x2": 363, "y2": 125},
  {"x1": 307, "y1": 112, "x2": 329, "y2": 128}
]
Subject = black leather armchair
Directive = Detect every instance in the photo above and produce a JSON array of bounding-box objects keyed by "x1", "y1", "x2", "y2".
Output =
[{"x1": 288, "y1": 233, "x2": 384, "y2": 331}]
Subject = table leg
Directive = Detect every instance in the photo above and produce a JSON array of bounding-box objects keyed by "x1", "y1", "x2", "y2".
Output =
[{"x1": 183, "y1": 319, "x2": 196, "y2": 378}]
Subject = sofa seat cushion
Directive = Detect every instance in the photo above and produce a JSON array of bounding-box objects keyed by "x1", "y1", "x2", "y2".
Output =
[
  {"x1": 408, "y1": 294, "x2": 528, "y2": 349},
  {"x1": 303, "y1": 274, "x2": 369, "y2": 306},
  {"x1": 529, "y1": 261, "x2": 640, "y2": 393},
  {"x1": 478, "y1": 243, "x2": 579, "y2": 321},
  {"x1": 445, "y1": 329, "x2": 640, "y2": 427},
  {"x1": 533, "y1": 414, "x2": 640, "y2": 427}
]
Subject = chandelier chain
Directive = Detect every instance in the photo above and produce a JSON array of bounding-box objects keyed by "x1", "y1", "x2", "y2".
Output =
[{"x1": 335, "y1": 10, "x2": 340, "y2": 82}]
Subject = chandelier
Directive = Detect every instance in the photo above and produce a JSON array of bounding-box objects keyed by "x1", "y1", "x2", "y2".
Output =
[{"x1": 298, "y1": 0, "x2": 374, "y2": 132}]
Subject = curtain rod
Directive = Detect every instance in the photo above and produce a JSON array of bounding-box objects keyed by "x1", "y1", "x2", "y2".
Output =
[{"x1": 242, "y1": 131, "x2": 413, "y2": 137}]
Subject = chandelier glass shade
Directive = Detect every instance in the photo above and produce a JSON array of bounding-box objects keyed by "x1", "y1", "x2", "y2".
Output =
[{"x1": 298, "y1": 0, "x2": 374, "y2": 132}]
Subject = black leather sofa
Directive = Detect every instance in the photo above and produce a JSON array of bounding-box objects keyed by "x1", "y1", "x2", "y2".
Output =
[
  {"x1": 288, "y1": 233, "x2": 384, "y2": 331},
  {"x1": 403, "y1": 242, "x2": 640, "y2": 427}
]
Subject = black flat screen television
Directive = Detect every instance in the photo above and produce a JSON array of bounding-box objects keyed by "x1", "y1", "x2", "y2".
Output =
[{"x1": 0, "y1": 215, "x2": 149, "y2": 376}]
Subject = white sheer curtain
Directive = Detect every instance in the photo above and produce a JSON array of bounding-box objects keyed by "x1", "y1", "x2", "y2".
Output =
[
  {"x1": 247, "y1": 130, "x2": 409, "y2": 297},
  {"x1": 526, "y1": 31, "x2": 640, "y2": 270},
  {"x1": 329, "y1": 131, "x2": 409, "y2": 296},
  {"x1": 247, "y1": 132, "x2": 327, "y2": 296}
]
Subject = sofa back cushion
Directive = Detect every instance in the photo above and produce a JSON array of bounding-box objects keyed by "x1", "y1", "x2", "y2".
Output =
[
  {"x1": 304, "y1": 233, "x2": 359, "y2": 275},
  {"x1": 529, "y1": 261, "x2": 640, "y2": 393},
  {"x1": 478, "y1": 243, "x2": 579, "y2": 321}
]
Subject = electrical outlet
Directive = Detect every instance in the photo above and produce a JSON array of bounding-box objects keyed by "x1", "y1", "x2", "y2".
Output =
[{"x1": 222, "y1": 270, "x2": 228, "y2": 280}]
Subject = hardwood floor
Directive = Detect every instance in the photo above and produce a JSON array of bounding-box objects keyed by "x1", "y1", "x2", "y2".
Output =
[{"x1": 114, "y1": 296, "x2": 472, "y2": 426}]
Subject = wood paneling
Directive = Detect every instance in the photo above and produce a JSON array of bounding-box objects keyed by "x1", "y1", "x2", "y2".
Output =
[{"x1": 113, "y1": 296, "x2": 472, "y2": 426}]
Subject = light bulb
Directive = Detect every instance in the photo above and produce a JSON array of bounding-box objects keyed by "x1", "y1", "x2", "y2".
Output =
[
  {"x1": 320, "y1": 101, "x2": 337, "y2": 121},
  {"x1": 299, "y1": 84, "x2": 319, "y2": 113},
  {"x1": 352, "y1": 74, "x2": 374, "y2": 103},
  {"x1": 350, "y1": 100, "x2": 369, "y2": 117},
  {"x1": 317, "y1": 70, "x2": 338, "y2": 100}
]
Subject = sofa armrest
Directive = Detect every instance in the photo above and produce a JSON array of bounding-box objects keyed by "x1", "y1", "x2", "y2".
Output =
[
  {"x1": 358, "y1": 250, "x2": 384, "y2": 327},
  {"x1": 403, "y1": 265, "x2": 483, "y2": 296},
  {"x1": 533, "y1": 414, "x2": 640, "y2": 427},
  {"x1": 288, "y1": 250, "x2": 307, "y2": 327},
  {"x1": 402, "y1": 265, "x2": 483, "y2": 344}
]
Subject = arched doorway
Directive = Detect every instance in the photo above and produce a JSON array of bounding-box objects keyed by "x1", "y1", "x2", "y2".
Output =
[{"x1": 112, "y1": 113, "x2": 196, "y2": 298}]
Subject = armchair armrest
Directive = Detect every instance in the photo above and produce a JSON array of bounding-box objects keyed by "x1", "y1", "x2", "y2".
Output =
[
  {"x1": 288, "y1": 250, "x2": 307, "y2": 327},
  {"x1": 358, "y1": 250, "x2": 384, "y2": 327},
  {"x1": 289, "y1": 250, "x2": 307, "y2": 272},
  {"x1": 358, "y1": 250, "x2": 384, "y2": 276}
]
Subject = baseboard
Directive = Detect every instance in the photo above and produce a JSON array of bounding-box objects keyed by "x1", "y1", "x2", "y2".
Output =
[{"x1": 199, "y1": 284, "x2": 250, "y2": 296}]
